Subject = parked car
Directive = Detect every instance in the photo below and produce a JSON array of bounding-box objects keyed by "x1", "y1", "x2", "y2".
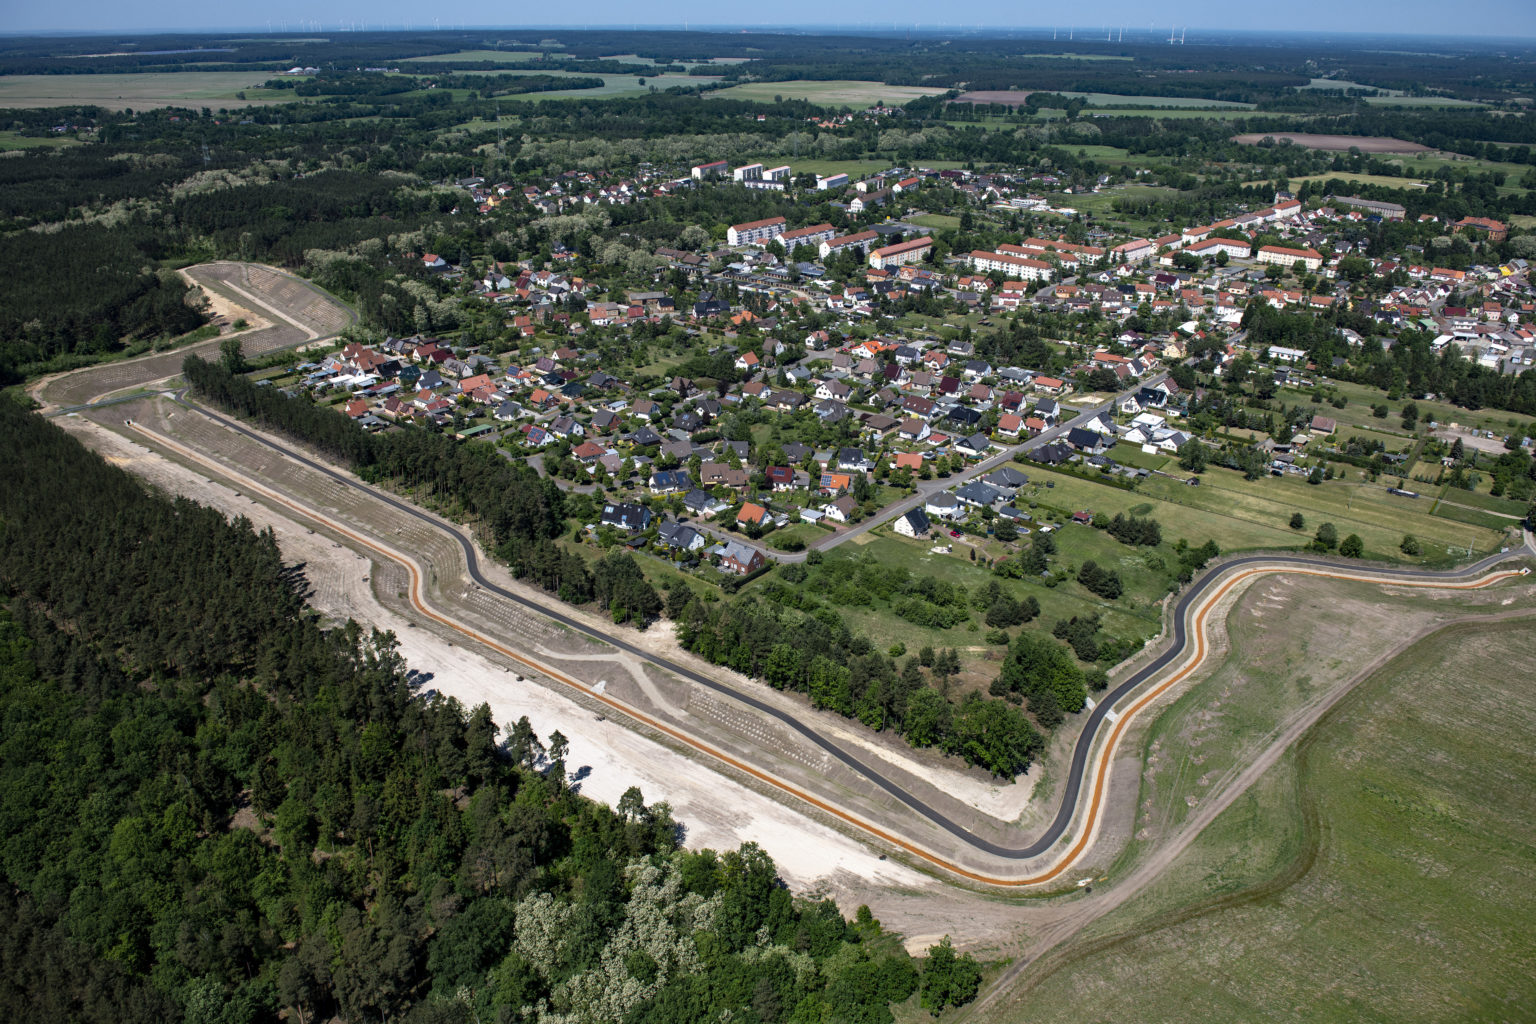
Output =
[{"x1": 949, "y1": 529, "x2": 963, "y2": 538}]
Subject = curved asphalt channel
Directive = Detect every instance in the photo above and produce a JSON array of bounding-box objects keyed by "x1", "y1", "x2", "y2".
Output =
[{"x1": 175, "y1": 395, "x2": 1528, "y2": 862}]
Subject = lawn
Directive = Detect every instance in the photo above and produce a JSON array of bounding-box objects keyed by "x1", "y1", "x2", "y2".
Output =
[
  {"x1": 1106, "y1": 443, "x2": 1169, "y2": 471},
  {"x1": 984, "y1": 616, "x2": 1536, "y2": 1024},
  {"x1": 707, "y1": 80, "x2": 948, "y2": 107},
  {"x1": 906, "y1": 214, "x2": 963, "y2": 230},
  {"x1": 0, "y1": 72, "x2": 293, "y2": 110}
]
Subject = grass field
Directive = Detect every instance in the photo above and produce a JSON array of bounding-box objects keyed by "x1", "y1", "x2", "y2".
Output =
[
  {"x1": 1279, "y1": 171, "x2": 1432, "y2": 191},
  {"x1": 401, "y1": 49, "x2": 549, "y2": 64},
  {"x1": 707, "y1": 80, "x2": 947, "y2": 107},
  {"x1": 455, "y1": 68, "x2": 715, "y2": 99},
  {"x1": 1025, "y1": 459, "x2": 1508, "y2": 564},
  {"x1": 1320, "y1": 379, "x2": 1536, "y2": 437},
  {"x1": 1362, "y1": 94, "x2": 1487, "y2": 107},
  {"x1": 985, "y1": 616, "x2": 1536, "y2": 1024},
  {"x1": 1063, "y1": 92, "x2": 1255, "y2": 109},
  {"x1": 0, "y1": 72, "x2": 292, "y2": 110},
  {"x1": 749, "y1": 523, "x2": 1170, "y2": 688},
  {"x1": 0, "y1": 130, "x2": 82, "y2": 150},
  {"x1": 906, "y1": 214, "x2": 963, "y2": 230},
  {"x1": 1089, "y1": 107, "x2": 1281, "y2": 120}
]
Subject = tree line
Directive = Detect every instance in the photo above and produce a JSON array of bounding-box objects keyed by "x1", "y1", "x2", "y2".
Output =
[
  {"x1": 182, "y1": 357, "x2": 665, "y2": 627},
  {"x1": 0, "y1": 396, "x2": 949, "y2": 1023}
]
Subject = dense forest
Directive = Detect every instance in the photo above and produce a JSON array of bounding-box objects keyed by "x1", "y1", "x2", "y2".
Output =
[{"x1": 0, "y1": 396, "x2": 962, "y2": 1023}]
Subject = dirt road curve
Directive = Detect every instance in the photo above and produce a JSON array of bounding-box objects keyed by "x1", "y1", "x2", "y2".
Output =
[
  {"x1": 40, "y1": 261, "x2": 1536, "y2": 889},
  {"x1": 31, "y1": 262, "x2": 353, "y2": 411},
  {"x1": 125, "y1": 406, "x2": 1532, "y2": 887}
]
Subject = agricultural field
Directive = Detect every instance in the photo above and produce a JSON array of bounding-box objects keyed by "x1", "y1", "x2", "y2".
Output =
[
  {"x1": 0, "y1": 72, "x2": 292, "y2": 110},
  {"x1": 401, "y1": 49, "x2": 549, "y2": 63},
  {"x1": 1231, "y1": 132, "x2": 1429, "y2": 153},
  {"x1": 1062, "y1": 92, "x2": 1255, "y2": 109},
  {"x1": 983, "y1": 616, "x2": 1536, "y2": 1024},
  {"x1": 457, "y1": 68, "x2": 715, "y2": 99},
  {"x1": 1264, "y1": 172, "x2": 1432, "y2": 191},
  {"x1": 708, "y1": 80, "x2": 948, "y2": 107},
  {"x1": 1091, "y1": 107, "x2": 1281, "y2": 120}
]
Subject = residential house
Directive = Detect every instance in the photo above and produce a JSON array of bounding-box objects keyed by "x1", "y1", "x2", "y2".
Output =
[
  {"x1": 657, "y1": 521, "x2": 706, "y2": 552},
  {"x1": 718, "y1": 539, "x2": 765, "y2": 575},
  {"x1": 683, "y1": 489, "x2": 729, "y2": 516},
  {"x1": 955, "y1": 480, "x2": 1004, "y2": 507},
  {"x1": 893, "y1": 508, "x2": 932, "y2": 539},
  {"x1": 925, "y1": 492, "x2": 963, "y2": 520},
  {"x1": 648, "y1": 469, "x2": 693, "y2": 495},
  {"x1": 823, "y1": 495, "x2": 858, "y2": 523},
  {"x1": 1066, "y1": 427, "x2": 1110, "y2": 453},
  {"x1": 819, "y1": 472, "x2": 853, "y2": 495},
  {"x1": 599, "y1": 502, "x2": 652, "y2": 533}
]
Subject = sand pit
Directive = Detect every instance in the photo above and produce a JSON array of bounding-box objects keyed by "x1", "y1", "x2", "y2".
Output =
[
  {"x1": 56, "y1": 412, "x2": 937, "y2": 900},
  {"x1": 1231, "y1": 132, "x2": 1430, "y2": 153}
]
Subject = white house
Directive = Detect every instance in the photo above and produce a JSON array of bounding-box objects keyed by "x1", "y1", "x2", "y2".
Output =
[{"x1": 894, "y1": 507, "x2": 932, "y2": 539}]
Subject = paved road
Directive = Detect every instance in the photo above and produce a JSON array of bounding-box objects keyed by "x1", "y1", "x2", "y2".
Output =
[
  {"x1": 720, "y1": 374, "x2": 1167, "y2": 564},
  {"x1": 51, "y1": 267, "x2": 1531, "y2": 880},
  {"x1": 162, "y1": 392, "x2": 1532, "y2": 876}
]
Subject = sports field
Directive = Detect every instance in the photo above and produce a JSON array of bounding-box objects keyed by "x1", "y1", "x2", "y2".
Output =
[
  {"x1": 708, "y1": 80, "x2": 947, "y2": 107},
  {"x1": 980, "y1": 615, "x2": 1536, "y2": 1023},
  {"x1": 0, "y1": 72, "x2": 292, "y2": 110}
]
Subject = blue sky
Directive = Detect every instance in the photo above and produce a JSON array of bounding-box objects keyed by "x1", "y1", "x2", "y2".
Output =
[{"x1": 5, "y1": 1, "x2": 1535, "y2": 38}]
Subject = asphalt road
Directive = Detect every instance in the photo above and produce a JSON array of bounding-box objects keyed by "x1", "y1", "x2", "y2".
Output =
[
  {"x1": 717, "y1": 374, "x2": 1167, "y2": 564},
  {"x1": 173, "y1": 393, "x2": 1531, "y2": 865}
]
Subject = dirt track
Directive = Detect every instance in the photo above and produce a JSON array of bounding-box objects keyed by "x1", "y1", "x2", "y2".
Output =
[
  {"x1": 1230, "y1": 132, "x2": 1431, "y2": 153},
  {"x1": 31, "y1": 262, "x2": 352, "y2": 410},
  {"x1": 38, "y1": 261, "x2": 1536, "y2": 968}
]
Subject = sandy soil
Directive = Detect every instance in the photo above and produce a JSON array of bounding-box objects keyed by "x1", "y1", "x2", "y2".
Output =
[
  {"x1": 1230, "y1": 132, "x2": 1431, "y2": 153},
  {"x1": 59, "y1": 414, "x2": 1011, "y2": 945},
  {"x1": 177, "y1": 267, "x2": 272, "y2": 334}
]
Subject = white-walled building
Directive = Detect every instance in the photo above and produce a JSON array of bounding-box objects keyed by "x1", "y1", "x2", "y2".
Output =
[{"x1": 727, "y1": 216, "x2": 787, "y2": 247}]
